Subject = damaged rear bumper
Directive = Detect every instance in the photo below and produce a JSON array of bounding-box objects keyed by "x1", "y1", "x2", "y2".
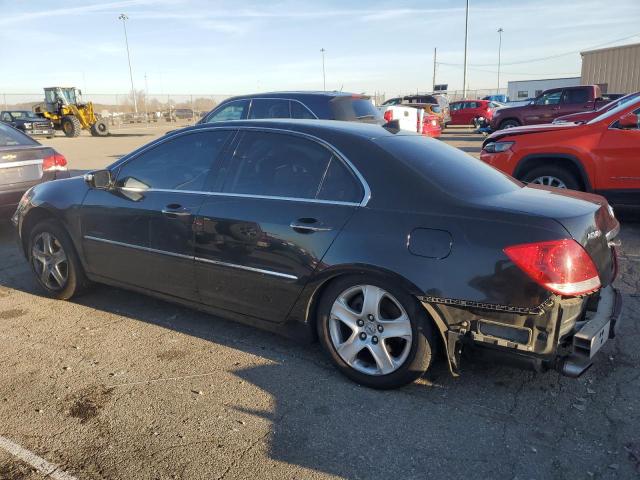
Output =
[{"x1": 421, "y1": 286, "x2": 622, "y2": 378}]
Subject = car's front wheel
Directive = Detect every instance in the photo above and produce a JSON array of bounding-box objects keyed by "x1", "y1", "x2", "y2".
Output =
[
  {"x1": 522, "y1": 165, "x2": 581, "y2": 190},
  {"x1": 317, "y1": 275, "x2": 437, "y2": 389},
  {"x1": 28, "y1": 220, "x2": 89, "y2": 300}
]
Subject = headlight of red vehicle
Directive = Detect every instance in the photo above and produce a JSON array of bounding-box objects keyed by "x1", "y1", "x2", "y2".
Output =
[{"x1": 483, "y1": 141, "x2": 514, "y2": 153}]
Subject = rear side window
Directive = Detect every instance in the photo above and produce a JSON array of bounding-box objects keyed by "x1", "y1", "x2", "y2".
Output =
[
  {"x1": 562, "y1": 89, "x2": 589, "y2": 104},
  {"x1": 206, "y1": 100, "x2": 249, "y2": 122},
  {"x1": 248, "y1": 99, "x2": 290, "y2": 119},
  {"x1": 223, "y1": 131, "x2": 333, "y2": 199},
  {"x1": 0, "y1": 123, "x2": 37, "y2": 147},
  {"x1": 291, "y1": 101, "x2": 316, "y2": 119},
  {"x1": 116, "y1": 131, "x2": 231, "y2": 191},
  {"x1": 330, "y1": 97, "x2": 382, "y2": 122},
  {"x1": 376, "y1": 135, "x2": 520, "y2": 199},
  {"x1": 317, "y1": 157, "x2": 363, "y2": 203}
]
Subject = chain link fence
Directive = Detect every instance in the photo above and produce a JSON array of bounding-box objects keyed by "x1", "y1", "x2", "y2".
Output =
[{"x1": 0, "y1": 92, "x2": 234, "y2": 126}]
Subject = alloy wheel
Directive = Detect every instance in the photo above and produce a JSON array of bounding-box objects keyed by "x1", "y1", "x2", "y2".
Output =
[
  {"x1": 328, "y1": 284, "x2": 413, "y2": 376},
  {"x1": 31, "y1": 232, "x2": 68, "y2": 290},
  {"x1": 531, "y1": 175, "x2": 567, "y2": 189}
]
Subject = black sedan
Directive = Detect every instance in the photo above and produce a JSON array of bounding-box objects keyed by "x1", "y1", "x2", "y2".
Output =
[
  {"x1": 1, "y1": 122, "x2": 68, "y2": 217},
  {"x1": 12, "y1": 120, "x2": 621, "y2": 389},
  {"x1": 0, "y1": 110, "x2": 55, "y2": 138}
]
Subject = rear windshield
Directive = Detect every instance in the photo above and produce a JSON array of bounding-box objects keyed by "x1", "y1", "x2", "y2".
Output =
[
  {"x1": 330, "y1": 97, "x2": 383, "y2": 122},
  {"x1": 0, "y1": 123, "x2": 37, "y2": 147},
  {"x1": 375, "y1": 135, "x2": 521, "y2": 198}
]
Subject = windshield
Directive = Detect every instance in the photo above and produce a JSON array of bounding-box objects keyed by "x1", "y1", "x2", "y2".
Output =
[
  {"x1": 587, "y1": 96, "x2": 640, "y2": 125},
  {"x1": 9, "y1": 111, "x2": 40, "y2": 120}
]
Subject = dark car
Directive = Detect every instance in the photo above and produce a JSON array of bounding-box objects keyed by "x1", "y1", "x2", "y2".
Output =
[
  {"x1": 0, "y1": 110, "x2": 55, "y2": 138},
  {"x1": 0, "y1": 122, "x2": 68, "y2": 216},
  {"x1": 12, "y1": 120, "x2": 621, "y2": 389},
  {"x1": 200, "y1": 92, "x2": 383, "y2": 125}
]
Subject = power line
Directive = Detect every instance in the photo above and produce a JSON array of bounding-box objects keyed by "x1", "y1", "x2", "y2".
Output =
[
  {"x1": 444, "y1": 31, "x2": 640, "y2": 68},
  {"x1": 437, "y1": 62, "x2": 579, "y2": 76}
]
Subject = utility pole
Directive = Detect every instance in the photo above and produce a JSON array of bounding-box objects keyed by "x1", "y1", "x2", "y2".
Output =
[
  {"x1": 118, "y1": 13, "x2": 137, "y2": 114},
  {"x1": 432, "y1": 47, "x2": 437, "y2": 92},
  {"x1": 462, "y1": 0, "x2": 469, "y2": 98},
  {"x1": 497, "y1": 27, "x2": 503, "y2": 94},
  {"x1": 144, "y1": 72, "x2": 149, "y2": 124},
  {"x1": 320, "y1": 48, "x2": 326, "y2": 91}
]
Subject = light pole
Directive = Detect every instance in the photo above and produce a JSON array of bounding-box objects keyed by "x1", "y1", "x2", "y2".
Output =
[
  {"x1": 497, "y1": 27, "x2": 503, "y2": 94},
  {"x1": 118, "y1": 13, "x2": 137, "y2": 114},
  {"x1": 320, "y1": 48, "x2": 326, "y2": 91},
  {"x1": 462, "y1": 0, "x2": 469, "y2": 98}
]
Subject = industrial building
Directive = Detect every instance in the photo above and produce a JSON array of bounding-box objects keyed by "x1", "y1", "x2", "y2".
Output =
[
  {"x1": 581, "y1": 42, "x2": 640, "y2": 94},
  {"x1": 507, "y1": 77, "x2": 580, "y2": 101}
]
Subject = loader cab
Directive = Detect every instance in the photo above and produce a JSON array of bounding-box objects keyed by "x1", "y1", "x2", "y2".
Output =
[{"x1": 44, "y1": 87, "x2": 80, "y2": 113}]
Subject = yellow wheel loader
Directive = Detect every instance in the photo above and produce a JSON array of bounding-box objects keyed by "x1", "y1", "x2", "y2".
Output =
[{"x1": 33, "y1": 87, "x2": 109, "y2": 138}]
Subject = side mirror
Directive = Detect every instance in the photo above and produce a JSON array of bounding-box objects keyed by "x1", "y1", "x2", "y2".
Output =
[
  {"x1": 618, "y1": 113, "x2": 638, "y2": 129},
  {"x1": 84, "y1": 169, "x2": 113, "y2": 189}
]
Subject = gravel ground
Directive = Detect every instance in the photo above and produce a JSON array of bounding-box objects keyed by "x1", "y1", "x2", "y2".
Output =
[{"x1": 0, "y1": 127, "x2": 638, "y2": 480}]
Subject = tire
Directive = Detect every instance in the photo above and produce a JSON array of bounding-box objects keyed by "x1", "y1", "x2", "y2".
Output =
[
  {"x1": 90, "y1": 120, "x2": 109, "y2": 137},
  {"x1": 499, "y1": 119, "x2": 520, "y2": 130},
  {"x1": 27, "y1": 219, "x2": 89, "y2": 300},
  {"x1": 317, "y1": 275, "x2": 438, "y2": 389},
  {"x1": 521, "y1": 165, "x2": 581, "y2": 190},
  {"x1": 61, "y1": 116, "x2": 81, "y2": 137}
]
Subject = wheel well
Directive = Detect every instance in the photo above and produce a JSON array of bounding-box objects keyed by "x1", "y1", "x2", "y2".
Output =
[
  {"x1": 303, "y1": 269, "x2": 442, "y2": 351},
  {"x1": 20, "y1": 207, "x2": 60, "y2": 255},
  {"x1": 514, "y1": 156, "x2": 588, "y2": 191},
  {"x1": 499, "y1": 118, "x2": 520, "y2": 127}
]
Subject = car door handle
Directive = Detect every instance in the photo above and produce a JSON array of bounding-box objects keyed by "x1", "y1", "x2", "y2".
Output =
[
  {"x1": 290, "y1": 218, "x2": 333, "y2": 233},
  {"x1": 162, "y1": 204, "x2": 192, "y2": 217}
]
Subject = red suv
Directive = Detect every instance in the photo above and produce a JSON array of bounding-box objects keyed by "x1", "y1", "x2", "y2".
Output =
[
  {"x1": 448, "y1": 100, "x2": 496, "y2": 126},
  {"x1": 480, "y1": 97, "x2": 640, "y2": 206}
]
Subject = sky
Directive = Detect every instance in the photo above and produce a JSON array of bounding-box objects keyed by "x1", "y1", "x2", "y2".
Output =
[{"x1": 1, "y1": 0, "x2": 639, "y2": 97}]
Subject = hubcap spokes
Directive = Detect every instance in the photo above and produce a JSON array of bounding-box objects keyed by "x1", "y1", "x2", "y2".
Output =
[
  {"x1": 329, "y1": 285, "x2": 412, "y2": 376},
  {"x1": 532, "y1": 176, "x2": 567, "y2": 189},
  {"x1": 32, "y1": 232, "x2": 68, "y2": 290}
]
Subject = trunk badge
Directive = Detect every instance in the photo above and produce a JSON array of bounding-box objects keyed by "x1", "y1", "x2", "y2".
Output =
[
  {"x1": 587, "y1": 230, "x2": 602, "y2": 241},
  {"x1": 1, "y1": 154, "x2": 17, "y2": 160}
]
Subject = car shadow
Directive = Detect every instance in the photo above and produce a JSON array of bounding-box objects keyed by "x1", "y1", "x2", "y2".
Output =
[{"x1": 0, "y1": 219, "x2": 636, "y2": 478}]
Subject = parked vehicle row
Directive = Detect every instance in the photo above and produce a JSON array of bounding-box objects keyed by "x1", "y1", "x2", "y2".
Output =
[
  {"x1": 481, "y1": 95, "x2": 640, "y2": 206},
  {"x1": 379, "y1": 104, "x2": 442, "y2": 137}
]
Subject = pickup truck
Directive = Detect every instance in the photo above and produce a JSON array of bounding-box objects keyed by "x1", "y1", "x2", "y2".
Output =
[{"x1": 490, "y1": 85, "x2": 610, "y2": 131}]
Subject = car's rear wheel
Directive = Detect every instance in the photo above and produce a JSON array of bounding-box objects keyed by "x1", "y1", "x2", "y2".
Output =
[
  {"x1": 28, "y1": 220, "x2": 88, "y2": 300},
  {"x1": 499, "y1": 119, "x2": 520, "y2": 129},
  {"x1": 522, "y1": 165, "x2": 581, "y2": 190},
  {"x1": 317, "y1": 275, "x2": 437, "y2": 389}
]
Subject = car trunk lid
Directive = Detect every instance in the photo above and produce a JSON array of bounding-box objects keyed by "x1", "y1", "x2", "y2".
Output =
[
  {"x1": 477, "y1": 185, "x2": 619, "y2": 287},
  {"x1": 0, "y1": 146, "x2": 53, "y2": 188}
]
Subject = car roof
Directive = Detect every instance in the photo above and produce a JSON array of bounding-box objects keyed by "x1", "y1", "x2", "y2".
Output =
[
  {"x1": 220, "y1": 91, "x2": 368, "y2": 102},
  {"x1": 171, "y1": 118, "x2": 409, "y2": 140}
]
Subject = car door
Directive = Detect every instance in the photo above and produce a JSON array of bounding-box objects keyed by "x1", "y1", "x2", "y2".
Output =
[
  {"x1": 593, "y1": 107, "x2": 640, "y2": 203},
  {"x1": 81, "y1": 129, "x2": 235, "y2": 300},
  {"x1": 449, "y1": 102, "x2": 462, "y2": 125},
  {"x1": 194, "y1": 129, "x2": 365, "y2": 323},
  {"x1": 559, "y1": 88, "x2": 592, "y2": 117},
  {"x1": 524, "y1": 90, "x2": 562, "y2": 124}
]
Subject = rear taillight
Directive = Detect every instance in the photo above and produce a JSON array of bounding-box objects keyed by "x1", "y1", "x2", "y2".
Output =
[
  {"x1": 504, "y1": 239, "x2": 601, "y2": 296},
  {"x1": 383, "y1": 110, "x2": 393, "y2": 122},
  {"x1": 42, "y1": 153, "x2": 67, "y2": 172}
]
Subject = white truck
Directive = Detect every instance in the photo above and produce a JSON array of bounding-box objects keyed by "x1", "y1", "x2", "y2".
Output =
[{"x1": 379, "y1": 104, "x2": 440, "y2": 137}]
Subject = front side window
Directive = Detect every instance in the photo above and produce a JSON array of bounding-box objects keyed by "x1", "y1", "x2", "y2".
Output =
[
  {"x1": 535, "y1": 91, "x2": 562, "y2": 105},
  {"x1": 248, "y1": 99, "x2": 290, "y2": 119},
  {"x1": 223, "y1": 131, "x2": 333, "y2": 200},
  {"x1": 116, "y1": 131, "x2": 231, "y2": 191},
  {"x1": 206, "y1": 100, "x2": 249, "y2": 122}
]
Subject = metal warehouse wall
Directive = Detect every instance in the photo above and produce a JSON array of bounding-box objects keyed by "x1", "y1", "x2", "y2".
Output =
[
  {"x1": 581, "y1": 43, "x2": 640, "y2": 94},
  {"x1": 507, "y1": 77, "x2": 580, "y2": 100}
]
